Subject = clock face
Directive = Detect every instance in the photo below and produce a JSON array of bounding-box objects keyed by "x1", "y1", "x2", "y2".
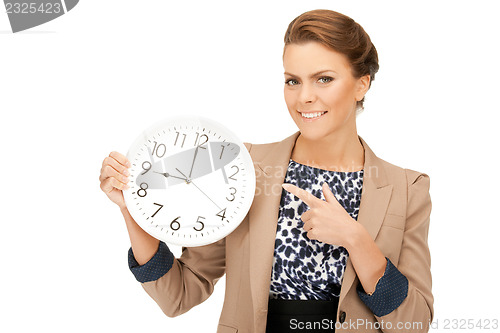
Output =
[{"x1": 123, "y1": 116, "x2": 256, "y2": 247}]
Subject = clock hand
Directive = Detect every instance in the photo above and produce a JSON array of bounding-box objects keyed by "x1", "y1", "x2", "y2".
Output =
[
  {"x1": 189, "y1": 180, "x2": 222, "y2": 210},
  {"x1": 175, "y1": 168, "x2": 191, "y2": 183},
  {"x1": 175, "y1": 168, "x2": 222, "y2": 210},
  {"x1": 188, "y1": 145, "x2": 199, "y2": 179},
  {"x1": 153, "y1": 171, "x2": 188, "y2": 182}
]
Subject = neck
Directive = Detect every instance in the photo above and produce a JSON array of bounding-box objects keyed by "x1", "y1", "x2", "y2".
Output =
[{"x1": 291, "y1": 130, "x2": 365, "y2": 172}]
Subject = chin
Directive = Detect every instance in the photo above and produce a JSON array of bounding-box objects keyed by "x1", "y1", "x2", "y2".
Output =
[
  {"x1": 301, "y1": 131, "x2": 330, "y2": 142},
  {"x1": 296, "y1": 125, "x2": 334, "y2": 142}
]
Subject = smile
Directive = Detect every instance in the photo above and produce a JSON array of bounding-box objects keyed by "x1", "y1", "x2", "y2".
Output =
[{"x1": 298, "y1": 111, "x2": 327, "y2": 121}]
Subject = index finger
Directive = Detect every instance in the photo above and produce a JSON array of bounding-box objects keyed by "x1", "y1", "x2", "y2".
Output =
[
  {"x1": 109, "y1": 151, "x2": 131, "y2": 168},
  {"x1": 282, "y1": 183, "x2": 321, "y2": 207}
]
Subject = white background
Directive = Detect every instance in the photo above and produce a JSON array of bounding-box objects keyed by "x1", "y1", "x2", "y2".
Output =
[{"x1": 1, "y1": 1, "x2": 499, "y2": 332}]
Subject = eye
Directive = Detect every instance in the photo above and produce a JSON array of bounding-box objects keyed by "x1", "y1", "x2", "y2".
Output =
[
  {"x1": 285, "y1": 78, "x2": 299, "y2": 86},
  {"x1": 318, "y1": 76, "x2": 333, "y2": 84}
]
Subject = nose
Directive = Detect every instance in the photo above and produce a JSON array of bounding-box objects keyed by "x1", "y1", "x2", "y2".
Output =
[{"x1": 298, "y1": 82, "x2": 316, "y2": 104}]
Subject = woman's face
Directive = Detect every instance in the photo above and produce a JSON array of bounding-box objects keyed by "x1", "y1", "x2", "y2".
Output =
[{"x1": 283, "y1": 41, "x2": 369, "y2": 141}]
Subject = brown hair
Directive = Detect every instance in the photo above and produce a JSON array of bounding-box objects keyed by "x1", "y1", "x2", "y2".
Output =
[{"x1": 284, "y1": 9, "x2": 379, "y2": 111}]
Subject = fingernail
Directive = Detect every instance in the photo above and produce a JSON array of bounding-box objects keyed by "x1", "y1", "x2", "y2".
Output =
[
  {"x1": 126, "y1": 161, "x2": 131, "y2": 167},
  {"x1": 124, "y1": 184, "x2": 130, "y2": 190},
  {"x1": 282, "y1": 183, "x2": 291, "y2": 190},
  {"x1": 123, "y1": 169, "x2": 130, "y2": 176}
]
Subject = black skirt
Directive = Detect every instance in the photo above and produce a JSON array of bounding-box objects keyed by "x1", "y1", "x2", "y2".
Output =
[{"x1": 266, "y1": 297, "x2": 338, "y2": 332}]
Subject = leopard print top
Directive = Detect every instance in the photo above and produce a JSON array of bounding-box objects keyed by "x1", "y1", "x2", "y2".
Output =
[{"x1": 269, "y1": 159, "x2": 364, "y2": 300}]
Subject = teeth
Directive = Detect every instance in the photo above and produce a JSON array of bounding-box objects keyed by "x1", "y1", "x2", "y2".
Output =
[{"x1": 300, "y1": 111, "x2": 326, "y2": 119}]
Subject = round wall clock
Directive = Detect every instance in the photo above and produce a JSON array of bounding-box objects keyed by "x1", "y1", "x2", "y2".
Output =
[{"x1": 123, "y1": 115, "x2": 256, "y2": 247}]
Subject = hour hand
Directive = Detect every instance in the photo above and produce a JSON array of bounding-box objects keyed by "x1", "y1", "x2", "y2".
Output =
[{"x1": 153, "y1": 171, "x2": 188, "y2": 182}]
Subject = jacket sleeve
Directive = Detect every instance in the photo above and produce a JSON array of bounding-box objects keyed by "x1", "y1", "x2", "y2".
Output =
[
  {"x1": 363, "y1": 170, "x2": 434, "y2": 332},
  {"x1": 356, "y1": 256, "x2": 409, "y2": 316},
  {"x1": 138, "y1": 238, "x2": 227, "y2": 317},
  {"x1": 129, "y1": 241, "x2": 176, "y2": 283}
]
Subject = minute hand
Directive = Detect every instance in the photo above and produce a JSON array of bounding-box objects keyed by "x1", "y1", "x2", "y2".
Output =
[{"x1": 188, "y1": 145, "x2": 199, "y2": 179}]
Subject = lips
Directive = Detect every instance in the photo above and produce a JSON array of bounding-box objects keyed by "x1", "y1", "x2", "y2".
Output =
[{"x1": 298, "y1": 110, "x2": 328, "y2": 121}]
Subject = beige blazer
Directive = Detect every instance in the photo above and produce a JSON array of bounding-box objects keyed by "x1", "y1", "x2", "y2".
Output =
[{"x1": 138, "y1": 131, "x2": 434, "y2": 333}]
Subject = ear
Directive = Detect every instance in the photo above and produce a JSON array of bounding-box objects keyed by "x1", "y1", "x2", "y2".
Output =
[{"x1": 355, "y1": 74, "x2": 371, "y2": 102}]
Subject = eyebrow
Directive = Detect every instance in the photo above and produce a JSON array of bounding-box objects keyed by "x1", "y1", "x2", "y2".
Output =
[{"x1": 284, "y1": 70, "x2": 337, "y2": 78}]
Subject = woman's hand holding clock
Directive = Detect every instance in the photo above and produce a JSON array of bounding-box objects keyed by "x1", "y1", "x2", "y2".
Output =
[
  {"x1": 99, "y1": 151, "x2": 131, "y2": 210},
  {"x1": 100, "y1": 150, "x2": 160, "y2": 266}
]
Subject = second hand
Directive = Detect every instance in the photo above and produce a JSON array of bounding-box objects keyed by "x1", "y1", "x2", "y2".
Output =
[{"x1": 175, "y1": 168, "x2": 222, "y2": 210}]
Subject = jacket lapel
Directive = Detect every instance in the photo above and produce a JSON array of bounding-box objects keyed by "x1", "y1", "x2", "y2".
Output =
[
  {"x1": 337, "y1": 136, "x2": 393, "y2": 308},
  {"x1": 248, "y1": 132, "x2": 392, "y2": 324},
  {"x1": 249, "y1": 132, "x2": 300, "y2": 321}
]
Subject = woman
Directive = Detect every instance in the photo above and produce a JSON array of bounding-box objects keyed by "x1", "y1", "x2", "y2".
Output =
[{"x1": 99, "y1": 9, "x2": 433, "y2": 333}]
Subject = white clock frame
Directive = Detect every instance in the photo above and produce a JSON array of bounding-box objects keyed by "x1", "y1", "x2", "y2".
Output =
[{"x1": 123, "y1": 115, "x2": 256, "y2": 247}]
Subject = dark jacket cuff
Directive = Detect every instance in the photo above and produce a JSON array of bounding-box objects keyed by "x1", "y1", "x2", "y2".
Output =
[
  {"x1": 356, "y1": 257, "x2": 408, "y2": 317},
  {"x1": 128, "y1": 241, "x2": 174, "y2": 283}
]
